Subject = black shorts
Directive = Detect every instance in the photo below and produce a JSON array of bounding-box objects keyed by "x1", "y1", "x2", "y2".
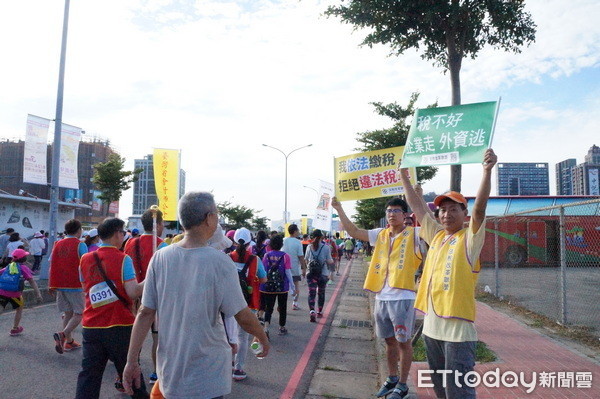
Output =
[
  {"x1": 0, "y1": 294, "x2": 23, "y2": 310},
  {"x1": 293, "y1": 275, "x2": 302, "y2": 282}
]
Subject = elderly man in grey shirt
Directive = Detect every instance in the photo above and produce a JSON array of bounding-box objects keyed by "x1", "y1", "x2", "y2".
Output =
[{"x1": 123, "y1": 192, "x2": 269, "y2": 399}]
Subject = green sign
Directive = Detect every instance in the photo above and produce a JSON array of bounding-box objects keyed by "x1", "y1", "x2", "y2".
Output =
[{"x1": 400, "y1": 101, "x2": 498, "y2": 167}]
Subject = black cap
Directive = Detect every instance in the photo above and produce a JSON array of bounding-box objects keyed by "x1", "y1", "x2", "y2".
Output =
[{"x1": 310, "y1": 229, "x2": 323, "y2": 238}]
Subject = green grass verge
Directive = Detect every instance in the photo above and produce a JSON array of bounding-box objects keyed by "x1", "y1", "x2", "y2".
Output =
[{"x1": 412, "y1": 337, "x2": 497, "y2": 363}]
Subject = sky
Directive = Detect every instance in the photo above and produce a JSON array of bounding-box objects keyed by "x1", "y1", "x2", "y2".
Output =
[{"x1": 0, "y1": 0, "x2": 599, "y2": 225}]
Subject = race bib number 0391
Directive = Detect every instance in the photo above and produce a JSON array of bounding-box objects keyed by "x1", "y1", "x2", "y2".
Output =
[{"x1": 89, "y1": 281, "x2": 118, "y2": 308}]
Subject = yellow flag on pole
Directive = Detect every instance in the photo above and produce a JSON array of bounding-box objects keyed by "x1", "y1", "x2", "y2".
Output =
[{"x1": 153, "y1": 148, "x2": 180, "y2": 221}]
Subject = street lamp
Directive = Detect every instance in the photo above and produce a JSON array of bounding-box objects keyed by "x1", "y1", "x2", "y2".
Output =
[
  {"x1": 303, "y1": 185, "x2": 319, "y2": 205},
  {"x1": 262, "y1": 143, "x2": 313, "y2": 223},
  {"x1": 44, "y1": 0, "x2": 71, "y2": 281},
  {"x1": 302, "y1": 185, "x2": 318, "y2": 195}
]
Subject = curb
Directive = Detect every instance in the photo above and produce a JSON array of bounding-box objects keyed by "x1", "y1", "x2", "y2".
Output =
[
  {"x1": 21, "y1": 279, "x2": 54, "y2": 307},
  {"x1": 305, "y1": 256, "x2": 380, "y2": 399}
]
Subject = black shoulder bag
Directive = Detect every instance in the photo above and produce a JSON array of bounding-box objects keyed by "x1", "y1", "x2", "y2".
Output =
[{"x1": 93, "y1": 252, "x2": 133, "y2": 314}]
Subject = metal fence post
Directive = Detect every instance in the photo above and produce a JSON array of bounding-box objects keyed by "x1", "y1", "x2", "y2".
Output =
[
  {"x1": 494, "y1": 219, "x2": 500, "y2": 297},
  {"x1": 559, "y1": 206, "x2": 568, "y2": 325}
]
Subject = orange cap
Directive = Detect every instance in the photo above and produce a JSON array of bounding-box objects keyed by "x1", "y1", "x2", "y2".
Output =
[{"x1": 434, "y1": 191, "x2": 467, "y2": 207}]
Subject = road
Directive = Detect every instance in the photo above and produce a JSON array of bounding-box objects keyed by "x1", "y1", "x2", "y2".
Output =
[{"x1": 0, "y1": 265, "x2": 349, "y2": 399}]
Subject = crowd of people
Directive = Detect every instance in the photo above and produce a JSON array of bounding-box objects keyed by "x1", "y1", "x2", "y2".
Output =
[
  {"x1": 0, "y1": 148, "x2": 496, "y2": 399},
  {"x1": 0, "y1": 192, "x2": 368, "y2": 399}
]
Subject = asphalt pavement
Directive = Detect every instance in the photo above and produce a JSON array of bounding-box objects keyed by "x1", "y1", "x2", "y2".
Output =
[{"x1": 0, "y1": 255, "x2": 388, "y2": 399}]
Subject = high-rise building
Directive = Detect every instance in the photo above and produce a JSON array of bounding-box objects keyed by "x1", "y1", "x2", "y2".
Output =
[
  {"x1": 132, "y1": 154, "x2": 186, "y2": 215},
  {"x1": 0, "y1": 137, "x2": 116, "y2": 224},
  {"x1": 572, "y1": 145, "x2": 600, "y2": 196},
  {"x1": 584, "y1": 144, "x2": 600, "y2": 164},
  {"x1": 496, "y1": 163, "x2": 550, "y2": 196},
  {"x1": 555, "y1": 159, "x2": 577, "y2": 195}
]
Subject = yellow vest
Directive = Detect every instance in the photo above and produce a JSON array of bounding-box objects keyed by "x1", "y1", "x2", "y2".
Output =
[
  {"x1": 415, "y1": 228, "x2": 481, "y2": 322},
  {"x1": 363, "y1": 227, "x2": 422, "y2": 293}
]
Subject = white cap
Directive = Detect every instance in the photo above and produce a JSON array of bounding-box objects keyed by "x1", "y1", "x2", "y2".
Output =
[
  {"x1": 88, "y1": 228, "x2": 99, "y2": 238},
  {"x1": 234, "y1": 228, "x2": 252, "y2": 245}
]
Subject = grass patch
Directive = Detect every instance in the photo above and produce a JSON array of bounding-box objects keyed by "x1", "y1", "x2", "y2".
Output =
[
  {"x1": 476, "y1": 289, "x2": 600, "y2": 350},
  {"x1": 529, "y1": 319, "x2": 545, "y2": 328},
  {"x1": 322, "y1": 366, "x2": 341, "y2": 371},
  {"x1": 412, "y1": 337, "x2": 497, "y2": 363},
  {"x1": 412, "y1": 337, "x2": 427, "y2": 361},
  {"x1": 475, "y1": 341, "x2": 497, "y2": 363}
]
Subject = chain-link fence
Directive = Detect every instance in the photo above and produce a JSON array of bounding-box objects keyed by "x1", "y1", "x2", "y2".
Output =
[{"x1": 478, "y1": 198, "x2": 600, "y2": 334}]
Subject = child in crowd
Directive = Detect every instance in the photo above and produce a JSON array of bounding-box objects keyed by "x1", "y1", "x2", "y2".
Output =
[{"x1": 0, "y1": 249, "x2": 43, "y2": 336}]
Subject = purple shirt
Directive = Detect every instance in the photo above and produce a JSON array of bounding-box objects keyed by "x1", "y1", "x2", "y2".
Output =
[{"x1": 260, "y1": 250, "x2": 291, "y2": 292}]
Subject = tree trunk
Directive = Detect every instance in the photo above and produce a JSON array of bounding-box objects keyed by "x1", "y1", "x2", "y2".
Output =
[{"x1": 449, "y1": 50, "x2": 462, "y2": 192}]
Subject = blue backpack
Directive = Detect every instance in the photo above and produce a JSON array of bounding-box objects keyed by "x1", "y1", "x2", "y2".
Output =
[{"x1": 0, "y1": 262, "x2": 25, "y2": 292}]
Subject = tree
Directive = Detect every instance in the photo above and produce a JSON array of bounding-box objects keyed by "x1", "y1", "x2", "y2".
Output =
[
  {"x1": 351, "y1": 93, "x2": 438, "y2": 228},
  {"x1": 92, "y1": 153, "x2": 142, "y2": 213},
  {"x1": 217, "y1": 201, "x2": 267, "y2": 231},
  {"x1": 326, "y1": 0, "x2": 536, "y2": 191},
  {"x1": 251, "y1": 216, "x2": 269, "y2": 231}
]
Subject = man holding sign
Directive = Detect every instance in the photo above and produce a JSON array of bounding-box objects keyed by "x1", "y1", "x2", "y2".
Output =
[
  {"x1": 332, "y1": 196, "x2": 423, "y2": 399},
  {"x1": 399, "y1": 148, "x2": 497, "y2": 399}
]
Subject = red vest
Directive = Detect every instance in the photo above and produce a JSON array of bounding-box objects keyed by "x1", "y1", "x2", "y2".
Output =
[
  {"x1": 49, "y1": 237, "x2": 83, "y2": 290},
  {"x1": 230, "y1": 251, "x2": 261, "y2": 311},
  {"x1": 124, "y1": 235, "x2": 163, "y2": 282},
  {"x1": 80, "y1": 246, "x2": 135, "y2": 328}
]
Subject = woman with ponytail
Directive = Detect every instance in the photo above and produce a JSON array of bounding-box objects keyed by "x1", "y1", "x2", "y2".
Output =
[
  {"x1": 229, "y1": 228, "x2": 266, "y2": 381},
  {"x1": 304, "y1": 229, "x2": 334, "y2": 323}
]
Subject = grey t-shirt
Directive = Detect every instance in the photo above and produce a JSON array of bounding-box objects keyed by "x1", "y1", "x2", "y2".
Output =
[
  {"x1": 282, "y1": 236, "x2": 304, "y2": 276},
  {"x1": 0, "y1": 234, "x2": 10, "y2": 257},
  {"x1": 143, "y1": 244, "x2": 247, "y2": 399},
  {"x1": 304, "y1": 243, "x2": 333, "y2": 275}
]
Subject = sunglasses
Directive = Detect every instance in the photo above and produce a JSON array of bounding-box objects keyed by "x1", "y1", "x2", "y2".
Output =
[{"x1": 386, "y1": 209, "x2": 405, "y2": 214}]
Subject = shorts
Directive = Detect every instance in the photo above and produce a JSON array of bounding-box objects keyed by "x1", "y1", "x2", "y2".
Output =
[
  {"x1": 374, "y1": 299, "x2": 416, "y2": 343},
  {"x1": 56, "y1": 290, "x2": 84, "y2": 314},
  {"x1": 327, "y1": 263, "x2": 336, "y2": 272},
  {"x1": 292, "y1": 275, "x2": 302, "y2": 282},
  {"x1": 0, "y1": 294, "x2": 23, "y2": 309}
]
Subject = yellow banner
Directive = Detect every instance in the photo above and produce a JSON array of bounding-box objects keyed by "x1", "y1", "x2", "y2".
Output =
[
  {"x1": 300, "y1": 217, "x2": 308, "y2": 235},
  {"x1": 153, "y1": 148, "x2": 180, "y2": 221},
  {"x1": 334, "y1": 146, "x2": 416, "y2": 201}
]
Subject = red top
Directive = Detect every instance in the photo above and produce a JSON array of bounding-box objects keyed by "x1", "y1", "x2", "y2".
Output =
[
  {"x1": 230, "y1": 251, "x2": 261, "y2": 311},
  {"x1": 79, "y1": 246, "x2": 135, "y2": 328},
  {"x1": 49, "y1": 237, "x2": 83, "y2": 290},
  {"x1": 124, "y1": 235, "x2": 164, "y2": 282}
]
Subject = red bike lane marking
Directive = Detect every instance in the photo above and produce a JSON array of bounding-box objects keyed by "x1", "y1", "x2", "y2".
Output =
[{"x1": 279, "y1": 258, "x2": 354, "y2": 399}]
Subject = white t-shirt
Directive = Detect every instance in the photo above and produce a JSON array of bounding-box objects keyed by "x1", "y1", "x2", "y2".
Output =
[
  {"x1": 29, "y1": 238, "x2": 45, "y2": 256},
  {"x1": 282, "y1": 236, "x2": 304, "y2": 276},
  {"x1": 368, "y1": 228, "x2": 417, "y2": 301},
  {"x1": 143, "y1": 244, "x2": 247, "y2": 399},
  {"x1": 6, "y1": 241, "x2": 24, "y2": 258}
]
